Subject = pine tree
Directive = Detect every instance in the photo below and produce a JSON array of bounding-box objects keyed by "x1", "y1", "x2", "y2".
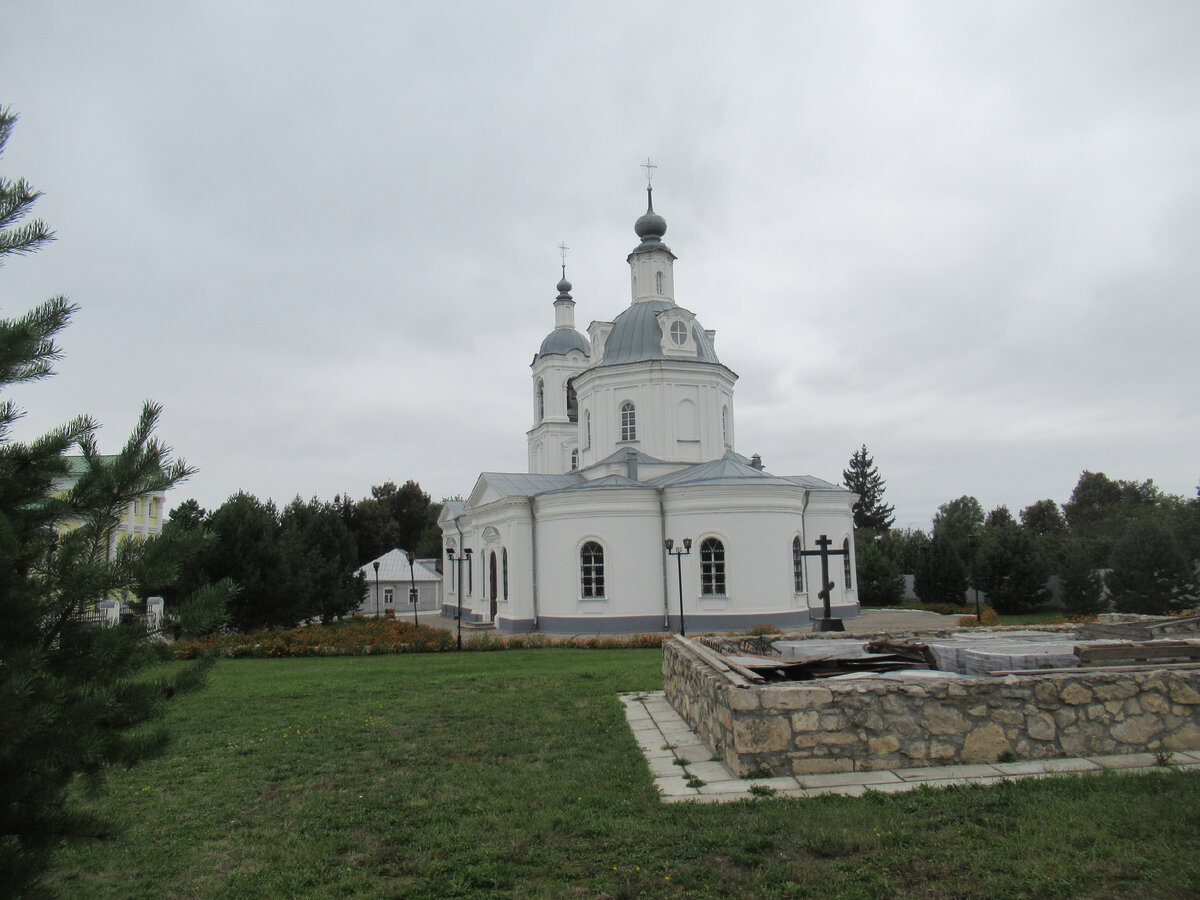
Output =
[
  {"x1": 0, "y1": 107, "x2": 210, "y2": 894},
  {"x1": 842, "y1": 444, "x2": 895, "y2": 531}
]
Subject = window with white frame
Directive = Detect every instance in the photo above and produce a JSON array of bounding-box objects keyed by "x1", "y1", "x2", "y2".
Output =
[
  {"x1": 580, "y1": 541, "x2": 605, "y2": 598},
  {"x1": 620, "y1": 402, "x2": 636, "y2": 441},
  {"x1": 536, "y1": 379, "x2": 545, "y2": 423},
  {"x1": 700, "y1": 538, "x2": 726, "y2": 596},
  {"x1": 384, "y1": 588, "x2": 394, "y2": 605}
]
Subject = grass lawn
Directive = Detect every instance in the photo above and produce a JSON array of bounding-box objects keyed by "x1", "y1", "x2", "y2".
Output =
[{"x1": 47, "y1": 650, "x2": 1200, "y2": 899}]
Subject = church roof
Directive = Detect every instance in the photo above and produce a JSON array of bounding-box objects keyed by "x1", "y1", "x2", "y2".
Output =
[
  {"x1": 477, "y1": 472, "x2": 585, "y2": 497},
  {"x1": 648, "y1": 450, "x2": 800, "y2": 487},
  {"x1": 598, "y1": 299, "x2": 720, "y2": 367},
  {"x1": 538, "y1": 327, "x2": 591, "y2": 357},
  {"x1": 548, "y1": 474, "x2": 650, "y2": 492},
  {"x1": 781, "y1": 474, "x2": 843, "y2": 490}
]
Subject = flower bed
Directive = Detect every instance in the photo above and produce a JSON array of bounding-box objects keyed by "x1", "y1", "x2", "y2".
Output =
[{"x1": 174, "y1": 617, "x2": 666, "y2": 659}]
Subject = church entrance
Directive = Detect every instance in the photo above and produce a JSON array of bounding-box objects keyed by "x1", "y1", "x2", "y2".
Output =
[{"x1": 489, "y1": 551, "x2": 498, "y2": 620}]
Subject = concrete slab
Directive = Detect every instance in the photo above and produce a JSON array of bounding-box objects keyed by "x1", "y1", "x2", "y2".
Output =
[
  {"x1": 653, "y1": 775, "x2": 697, "y2": 798},
  {"x1": 686, "y1": 761, "x2": 736, "y2": 783},
  {"x1": 696, "y1": 779, "x2": 755, "y2": 795},
  {"x1": 893, "y1": 764, "x2": 1002, "y2": 781},
  {"x1": 1086, "y1": 753, "x2": 1161, "y2": 769},
  {"x1": 648, "y1": 756, "x2": 686, "y2": 777},
  {"x1": 746, "y1": 775, "x2": 801, "y2": 792},
  {"x1": 993, "y1": 758, "x2": 1101, "y2": 776},
  {"x1": 796, "y1": 770, "x2": 903, "y2": 788}
]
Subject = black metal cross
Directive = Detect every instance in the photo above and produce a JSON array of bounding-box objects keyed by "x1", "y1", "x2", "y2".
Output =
[{"x1": 796, "y1": 534, "x2": 849, "y2": 632}]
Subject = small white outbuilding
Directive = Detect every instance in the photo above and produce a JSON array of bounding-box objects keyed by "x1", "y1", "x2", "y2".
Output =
[{"x1": 355, "y1": 549, "x2": 442, "y2": 618}]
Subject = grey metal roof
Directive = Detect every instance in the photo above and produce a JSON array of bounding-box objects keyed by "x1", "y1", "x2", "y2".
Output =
[
  {"x1": 537, "y1": 327, "x2": 591, "y2": 358},
  {"x1": 479, "y1": 472, "x2": 585, "y2": 497},
  {"x1": 598, "y1": 300, "x2": 720, "y2": 367},
  {"x1": 781, "y1": 474, "x2": 844, "y2": 490},
  {"x1": 548, "y1": 474, "x2": 651, "y2": 493},
  {"x1": 648, "y1": 450, "x2": 801, "y2": 488},
  {"x1": 585, "y1": 447, "x2": 670, "y2": 469},
  {"x1": 357, "y1": 548, "x2": 441, "y2": 582}
]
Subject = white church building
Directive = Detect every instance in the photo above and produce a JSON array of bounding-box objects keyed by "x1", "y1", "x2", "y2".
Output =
[{"x1": 439, "y1": 183, "x2": 859, "y2": 633}]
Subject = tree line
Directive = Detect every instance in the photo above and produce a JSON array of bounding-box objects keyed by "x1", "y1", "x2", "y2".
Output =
[
  {"x1": 139, "y1": 480, "x2": 444, "y2": 634},
  {"x1": 845, "y1": 446, "x2": 1200, "y2": 616}
]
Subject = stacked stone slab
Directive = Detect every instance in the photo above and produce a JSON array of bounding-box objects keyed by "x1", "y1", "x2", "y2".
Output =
[{"x1": 925, "y1": 632, "x2": 1079, "y2": 675}]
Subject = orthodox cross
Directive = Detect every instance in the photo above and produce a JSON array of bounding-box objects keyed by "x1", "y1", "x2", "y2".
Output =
[
  {"x1": 641, "y1": 156, "x2": 657, "y2": 186},
  {"x1": 795, "y1": 534, "x2": 849, "y2": 631},
  {"x1": 558, "y1": 240, "x2": 570, "y2": 277}
]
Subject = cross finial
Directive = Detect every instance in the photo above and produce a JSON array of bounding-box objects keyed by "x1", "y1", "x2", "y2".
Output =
[
  {"x1": 558, "y1": 240, "x2": 569, "y2": 276},
  {"x1": 641, "y1": 157, "x2": 657, "y2": 187}
]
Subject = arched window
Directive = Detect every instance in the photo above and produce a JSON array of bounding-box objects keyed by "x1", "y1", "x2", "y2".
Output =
[
  {"x1": 580, "y1": 541, "x2": 605, "y2": 598},
  {"x1": 584, "y1": 410, "x2": 591, "y2": 448},
  {"x1": 655, "y1": 271, "x2": 664, "y2": 294},
  {"x1": 620, "y1": 402, "x2": 636, "y2": 442},
  {"x1": 792, "y1": 536, "x2": 804, "y2": 593},
  {"x1": 670, "y1": 320, "x2": 687, "y2": 346},
  {"x1": 566, "y1": 377, "x2": 578, "y2": 423},
  {"x1": 536, "y1": 379, "x2": 545, "y2": 423},
  {"x1": 570, "y1": 449, "x2": 578, "y2": 470},
  {"x1": 843, "y1": 538, "x2": 852, "y2": 589},
  {"x1": 722, "y1": 406, "x2": 730, "y2": 447},
  {"x1": 700, "y1": 538, "x2": 725, "y2": 596},
  {"x1": 502, "y1": 547, "x2": 508, "y2": 600}
]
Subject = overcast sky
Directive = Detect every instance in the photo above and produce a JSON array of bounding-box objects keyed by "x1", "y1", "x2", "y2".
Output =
[{"x1": 2, "y1": 1, "x2": 1197, "y2": 530}]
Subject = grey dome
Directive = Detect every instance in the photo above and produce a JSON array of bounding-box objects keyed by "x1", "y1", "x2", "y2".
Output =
[
  {"x1": 599, "y1": 299, "x2": 719, "y2": 367},
  {"x1": 556, "y1": 276, "x2": 572, "y2": 297},
  {"x1": 538, "y1": 328, "x2": 591, "y2": 358},
  {"x1": 631, "y1": 188, "x2": 672, "y2": 255}
]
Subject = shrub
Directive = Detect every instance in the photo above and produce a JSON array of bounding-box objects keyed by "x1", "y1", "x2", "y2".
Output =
[{"x1": 173, "y1": 618, "x2": 666, "y2": 659}]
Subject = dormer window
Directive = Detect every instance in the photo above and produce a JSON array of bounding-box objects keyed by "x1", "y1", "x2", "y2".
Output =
[{"x1": 670, "y1": 321, "x2": 687, "y2": 346}]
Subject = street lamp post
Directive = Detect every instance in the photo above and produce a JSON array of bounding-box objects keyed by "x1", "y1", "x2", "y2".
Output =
[
  {"x1": 406, "y1": 550, "x2": 418, "y2": 626},
  {"x1": 445, "y1": 546, "x2": 472, "y2": 650},
  {"x1": 664, "y1": 538, "x2": 693, "y2": 636},
  {"x1": 968, "y1": 533, "x2": 981, "y2": 622},
  {"x1": 372, "y1": 560, "x2": 381, "y2": 618}
]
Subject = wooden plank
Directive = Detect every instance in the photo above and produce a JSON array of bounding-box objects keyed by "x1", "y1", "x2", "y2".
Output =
[
  {"x1": 993, "y1": 662, "x2": 1200, "y2": 676},
  {"x1": 1076, "y1": 640, "x2": 1200, "y2": 665}
]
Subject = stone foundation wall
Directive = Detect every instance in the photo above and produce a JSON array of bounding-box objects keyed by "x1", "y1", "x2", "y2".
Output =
[{"x1": 663, "y1": 636, "x2": 1200, "y2": 777}]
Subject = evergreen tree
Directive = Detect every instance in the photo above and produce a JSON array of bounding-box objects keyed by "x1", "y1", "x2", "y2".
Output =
[
  {"x1": 842, "y1": 444, "x2": 895, "y2": 531},
  {"x1": 279, "y1": 496, "x2": 366, "y2": 623},
  {"x1": 1107, "y1": 518, "x2": 1197, "y2": 615},
  {"x1": 974, "y1": 525, "x2": 1050, "y2": 614},
  {"x1": 0, "y1": 108, "x2": 209, "y2": 893},
  {"x1": 854, "y1": 537, "x2": 905, "y2": 606},
  {"x1": 913, "y1": 533, "x2": 968, "y2": 606},
  {"x1": 1059, "y1": 537, "x2": 1105, "y2": 618}
]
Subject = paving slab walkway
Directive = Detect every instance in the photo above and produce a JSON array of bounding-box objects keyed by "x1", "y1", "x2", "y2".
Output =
[{"x1": 621, "y1": 691, "x2": 1200, "y2": 803}]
